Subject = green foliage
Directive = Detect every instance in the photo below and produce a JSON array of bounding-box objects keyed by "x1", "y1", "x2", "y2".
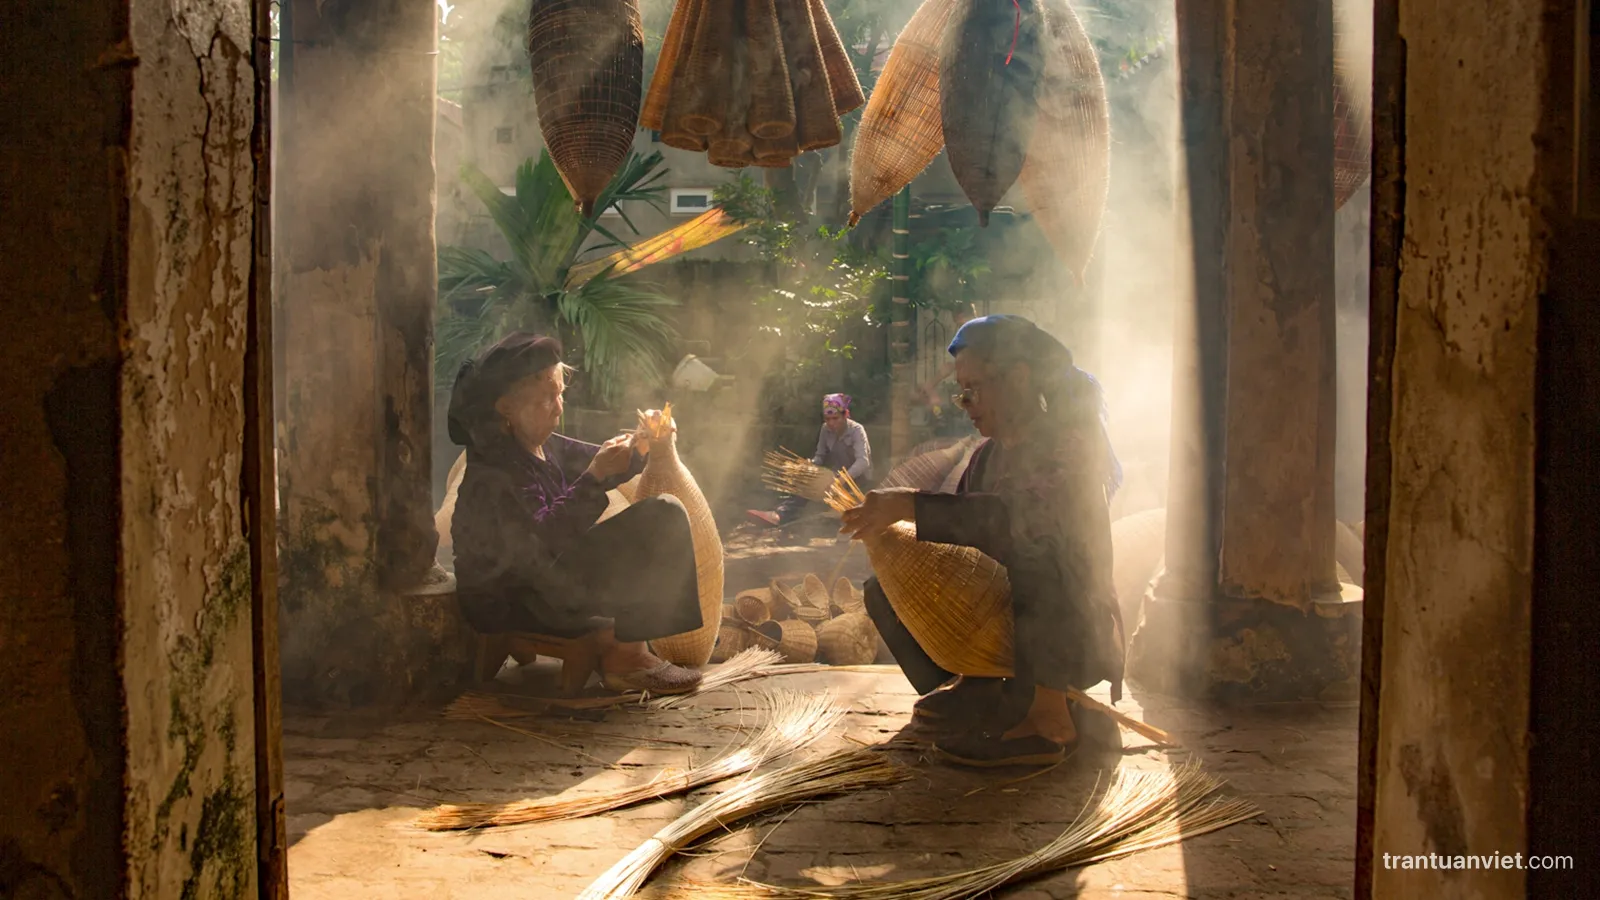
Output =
[{"x1": 435, "y1": 150, "x2": 679, "y2": 407}]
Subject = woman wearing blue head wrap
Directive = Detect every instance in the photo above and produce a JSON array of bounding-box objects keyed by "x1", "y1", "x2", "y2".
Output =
[{"x1": 839, "y1": 314, "x2": 1125, "y2": 767}]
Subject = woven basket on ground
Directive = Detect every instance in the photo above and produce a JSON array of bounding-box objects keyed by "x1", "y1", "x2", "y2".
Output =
[
  {"x1": 863, "y1": 522, "x2": 1014, "y2": 677},
  {"x1": 1018, "y1": 0, "x2": 1109, "y2": 284},
  {"x1": 848, "y1": 0, "x2": 957, "y2": 226},
  {"x1": 940, "y1": 0, "x2": 1047, "y2": 226},
  {"x1": 734, "y1": 588, "x2": 775, "y2": 625},
  {"x1": 1111, "y1": 506, "x2": 1166, "y2": 633},
  {"x1": 816, "y1": 612, "x2": 879, "y2": 665},
  {"x1": 748, "y1": 619, "x2": 818, "y2": 663},
  {"x1": 527, "y1": 0, "x2": 644, "y2": 216},
  {"x1": 831, "y1": 576, "x2": 864, "y2": 615},
  {"x1": 709, "y1": 617, "x2": 753, "y2": 663},
  {"x1": 634, "y1": 405, "x2": 725, "y2": 667}
]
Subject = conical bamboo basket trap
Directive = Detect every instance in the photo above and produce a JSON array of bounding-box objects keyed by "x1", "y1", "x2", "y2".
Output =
[
  {"x1": 1332, "y1": 0, "x2": 1372, "y2": 209},
  {"x1": 527, "y1": 0, "x2": 645, "y2": 216},
  {"x1": 815, "y1": 611, "x2": 878, "y2": 665},
  {"x1": 633, "y1": 404, "x2": 724, "y2": 666},
  {"x1": 875, "y1": 435, "x2": 980, "y2": 491},
  {"x1": 848, "y1": 0, "x2": 958, "y2": 226},
  {"x1": 825, "y1": 472, "x2": 1015, "y2": 677},
  {"x1": 1019, "y1": 0, "x2": 1110, "y2": 284}
]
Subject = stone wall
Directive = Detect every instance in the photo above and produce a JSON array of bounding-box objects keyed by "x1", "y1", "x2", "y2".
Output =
[{"x1": 0, "y1": 0, "x2": 267, "y2": 895}]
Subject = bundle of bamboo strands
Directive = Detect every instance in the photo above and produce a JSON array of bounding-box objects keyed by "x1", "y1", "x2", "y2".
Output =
[
  {"x1": 1017, "y1": 0, "x2": 1110, "y2": 284},
  {"x1": 662, "y1": 763, "x2": 1258, "y2": 899},
  {"x1": 762, "y1": 448, "x2": 837, "y2": 503},
  {"x1": 633, "y1": 404, "x2": 724, "y2": 667},
  {"x1": 527, "y1": 0, "x2": 645, "y2": 215},
  {"x1": 416, "y1": 690, "x2": 846, "y2": 831},
  {"x1": 578, "y1": 749, "x2": 911, "y2": 899},
  {"x1": 434, "y1": 450, "x2": 468, "y2": 561},
  {"x1": 641, "y1": 0, "x2": 864, "y2": 170},
  {"x1": 848, "y1": 0, "x2": 958, "y2": 225},
  {"x1": 825, "y1": 472, "x2": 1177, "y2": 747}
]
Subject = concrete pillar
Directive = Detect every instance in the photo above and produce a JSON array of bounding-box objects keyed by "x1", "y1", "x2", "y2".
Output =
[
  {"x1": 1128, "y1": 0, "x2": 1354, "y2": 701},
  {"x1": 276, "y1": 0, "x2": 459, "y2": 706},
  {"x1": 0, "y1": 0, "x2": 281, "y2": 894},
  {"x1": 1355, "y1": 0, "x2": 1589, "y2": 896}
]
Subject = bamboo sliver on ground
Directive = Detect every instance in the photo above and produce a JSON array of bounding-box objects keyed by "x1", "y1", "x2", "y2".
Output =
[
  {"x1": 415, "y1": 690, "x2": 845, "y2": 831},
  {"x1": 577, "y1": 749, "x2": 912, "y2": 899}
]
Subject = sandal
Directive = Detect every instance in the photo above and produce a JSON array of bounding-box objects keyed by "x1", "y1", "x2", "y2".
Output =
[
  {"x1": 933, "y1": 730, "x2": 1079, "y2": 768},
  {"x1": 600, "y1": 661, "x2": 703, "y2": 695}
]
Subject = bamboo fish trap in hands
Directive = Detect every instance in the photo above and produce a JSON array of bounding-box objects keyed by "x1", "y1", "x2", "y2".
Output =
[
  {"x1": 642, "y1": 0, "x2": 864, "y2": 170},
  {"x1": 825, "y1": 471, "x2": 1177, "y2": 747},
  {"x1": 761, "y1": 448, "x2": 836, "y2": 503},
  {"x1": 633, "y1": 403, "x2": 725, "y2": 667},
  {"x1": 527, "y1": 0, "x2": 645, "y2": 216}
]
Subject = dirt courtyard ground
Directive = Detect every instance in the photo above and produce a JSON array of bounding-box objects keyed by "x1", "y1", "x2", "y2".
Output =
[{"x1": 282, "y1": 661, "x2": 1358, "y2": 900}]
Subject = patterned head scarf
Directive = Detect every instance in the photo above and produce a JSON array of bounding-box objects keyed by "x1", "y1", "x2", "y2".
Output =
[
  {"x1": 947, "y1": 315, "x2": 1123, "y2": 501},
  {"x1": 822, "y1": 393, "x2": 851, "y2": 415}
]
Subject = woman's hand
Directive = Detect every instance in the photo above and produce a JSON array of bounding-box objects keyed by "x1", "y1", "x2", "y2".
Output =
[
  {"x1": 838, "y1": 488, "x2": 917, "y2": 540},
  {"x1": 586, "y1": 433, "x2": 636, "y2": 481}
]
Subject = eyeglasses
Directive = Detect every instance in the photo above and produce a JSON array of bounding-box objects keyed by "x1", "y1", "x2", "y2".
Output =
[{"x1": 951, "y1": 384, "x2": 984, "y2": 409}]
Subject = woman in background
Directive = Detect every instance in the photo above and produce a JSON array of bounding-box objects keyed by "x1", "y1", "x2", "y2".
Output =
[
  {"x1": 448, "y1": 332, "x2": 704, "y2": 694},
  {"x1": 841, "y1": 315, "x2": 1124, "y2": 767},
  {"x1": 748, "y1": 393, "x2": 873, "y2": 527}
]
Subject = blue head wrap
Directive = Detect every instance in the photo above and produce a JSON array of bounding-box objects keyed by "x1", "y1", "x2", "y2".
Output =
[{"x1": 947, "y1": 315, "x2": 1123, "y2": 501}]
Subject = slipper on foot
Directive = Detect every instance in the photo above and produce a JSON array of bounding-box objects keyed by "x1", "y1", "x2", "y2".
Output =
[{"x1": 601, "y1": 661, "x2": 703, "y2": 695}]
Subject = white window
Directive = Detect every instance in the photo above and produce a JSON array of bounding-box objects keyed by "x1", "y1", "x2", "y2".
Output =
[{"x1": 669, "y1": 188, "x2": 714, "y2": 215}]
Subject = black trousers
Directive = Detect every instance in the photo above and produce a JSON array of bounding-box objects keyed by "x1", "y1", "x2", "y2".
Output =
[
  {"x1": 863, "y1": 576, "x2": 1004, "y2": 696},
  {"x1": 494, "y1": 495, "x2": 704, "y2": 643}
]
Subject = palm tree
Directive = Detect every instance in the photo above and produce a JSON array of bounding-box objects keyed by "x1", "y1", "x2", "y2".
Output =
[{"x1": 435, "y1": 149, "x2": 679, "y2": 407}]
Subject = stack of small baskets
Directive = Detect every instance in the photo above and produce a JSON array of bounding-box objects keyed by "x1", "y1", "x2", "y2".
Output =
[{"x1": 711, "y1": 573, "x2": 885, "y2": 666}]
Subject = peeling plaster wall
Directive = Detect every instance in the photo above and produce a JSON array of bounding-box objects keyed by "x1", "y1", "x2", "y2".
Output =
[
  {"x1": 1370, "y1": 0, "x2": 1547, "y2": 893},
  {"x1": 121, "y1": 0, "x2": 262, "y2": 896},
  {"x1": 0, "y1": 0, "x2": 263, "y2": 896}
]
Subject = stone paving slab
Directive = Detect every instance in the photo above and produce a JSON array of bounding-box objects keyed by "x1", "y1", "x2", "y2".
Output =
[{"x1": 285, "y1": 665, "x2": 1357, "y2": 899}]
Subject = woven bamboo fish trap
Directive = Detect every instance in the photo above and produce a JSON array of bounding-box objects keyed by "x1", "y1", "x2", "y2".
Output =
[
  {"x1": 633, "y1": 404, "x2": 724, "y2": 666},
  {"x1": 809, "y1": 0, "x2": 865, "y2": 114},
  {"x1": 876, "y1": 436, "x2": 980, "y2": 491},
  {"x1": 941, "y1": 0, "x2": 1047, "y2": 226},
  {"x1": 748, "y1": 618, "x2": 818, "y2": 663},
  {"x1": 1332, "y1": 1, "x2": 1371, "y2": 209},
  {"x1": 847, "y1": 0, "x2": 957, "y2": 226},
  {"x1": 826, "y1": 474, "x2": 1014, "y2": 676},
  {"x1": 734, "y1": 588, "x2": 775, "y2": 625},
  {"x1": 527, "y1": 0, "x2": 645, "y2": 217},
  {"x1": 709, "y1": 617, "x2": 753, "y2": 662},
  {"x1": 816, "y1": 612, "x2": 879, "y2": 665},
  {"x1": 1019, "y1": 0, "x2": 1109, "y2": 284},
  {"x1": 831, "y1": 576, "x2": 864, "y2": 615},
  {"x1": 1110, "y1": 506, "x2": 1166, "y2": 631},
  {"x1": 762, "y1": 449, "x2": 835, "y2": 502}
]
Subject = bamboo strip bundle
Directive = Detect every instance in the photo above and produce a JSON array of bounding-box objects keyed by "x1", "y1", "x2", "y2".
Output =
[
  {"x1": 577, "y1": 749, "x2": 911, "y2": 899},
  {"x1": 666, "y1": 763, "x2": 1257, "y2": 899},
  {"x1": 825, "y1": 472, "x2": 1175, "y2": 746},
  {"x1": 809, "y1": 0, "x2": 866, "y2": 114},
  {"x1": 434, "y1": 449, "x2": 468, "y2": 559},
  {"x1": 527, "y1": 0, "x2": 645, "y2": 216},
  {"x1": 940, "y1": 0, "x2": 1048, "y2": 226},
  {"x1": 848, "y1": 0, "x2": 958, "y2": 226},
  {"x1": 416, "y1": 690, "x2": 846, "y2": 831},
  {"x1": 762, "y1": 448, "x2": 836, "y2": 502},
  {"x1": 1018, "y1": 0, "x2": 1110, "y2": 284},
  {"x1": 633, "y1": 404, "x2": 724, "y2": 667}
]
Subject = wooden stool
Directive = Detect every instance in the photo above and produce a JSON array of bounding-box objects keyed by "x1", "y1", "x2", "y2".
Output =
[{"x1": 473, "y1": 630, "x2": 601, "y2": 696}]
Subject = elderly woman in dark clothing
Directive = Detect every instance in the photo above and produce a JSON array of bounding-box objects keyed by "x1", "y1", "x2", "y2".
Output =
[
  {"x1": 840, "y1": 315, "x2": 1124, "y2": 767},
  {"x1": 448, "y1": 332, "x2": 704, "y2": 695}
]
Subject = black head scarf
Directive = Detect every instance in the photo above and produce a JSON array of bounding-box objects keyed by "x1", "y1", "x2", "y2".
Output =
[
  {"x1": 947, "y1": 315, "x2": 1123, "y2": 500},
  {"x1": 447, "y1": 332, "x2": 564, "y2": 448}
]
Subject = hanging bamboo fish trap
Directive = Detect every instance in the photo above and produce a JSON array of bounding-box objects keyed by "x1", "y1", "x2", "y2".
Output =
[
  {"x1": 641, "y1": 0, "x2": 858, "y2": 170},
  {"x1": 848, "y1": 0, "x2": 958, "y2": 226},
  {"x1": 633, "y1": 404, "x2": 725, "y2": 667},
  {"x1": 527, "y1": 0, "x2": 645, "y2": 216},
  {"x1": 815, "y1": 612, "x2": 879, "y2": 665},
  {"x1": 1332, "y1": 0, "x2": 1371, "y2": 209},
  {"x1": 825, "y1": 472, "x2": 1015, "y2": 676},
  {"x1": 1019, "y1": 0, "x2": 1109, "y2": 285},
  {"x1": 940, "y1": 0, "x2": 1048, "y2": 226},
  {"x1": 762, "y1": 448, "x2": 835, "y2": 502}
]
